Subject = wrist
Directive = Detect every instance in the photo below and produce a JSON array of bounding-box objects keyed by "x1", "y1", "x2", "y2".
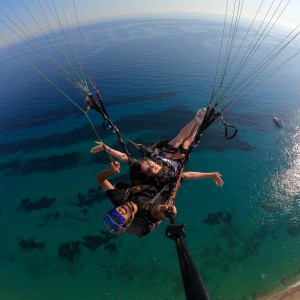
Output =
[{"x1": 109, "y1": 169, "x2": 117, "y2": 175}]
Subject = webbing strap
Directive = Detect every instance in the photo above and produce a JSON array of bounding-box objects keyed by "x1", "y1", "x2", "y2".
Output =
[
  {"x1": 167, "y1": 164, "x2": 185, "y2": 205},
  {"x1": 86, "y1": 92, "x2": 133, "y2": 161},
  {"x1": 221, "y1": 115, "x2": 238, "y2": 139}
]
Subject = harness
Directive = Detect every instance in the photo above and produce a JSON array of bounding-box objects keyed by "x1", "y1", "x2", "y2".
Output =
[{"x1": 88, "y1": 91, "x2": 237, "y2": 224}]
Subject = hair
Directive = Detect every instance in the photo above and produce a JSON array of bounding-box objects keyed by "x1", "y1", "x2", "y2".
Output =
[{"x1": 129, "y1": 160, "x2": 158, "y2": 186}]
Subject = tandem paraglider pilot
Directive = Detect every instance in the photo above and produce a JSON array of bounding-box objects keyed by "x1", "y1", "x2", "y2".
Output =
[{"x1": 97, "y1": 161, "x2": 177, "y2": 237}]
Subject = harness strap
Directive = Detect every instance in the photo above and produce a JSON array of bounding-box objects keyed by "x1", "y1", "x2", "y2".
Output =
[
  {"x1": 86, "y1": 92, "x2": 133, "y2": 162},
  {"x1": 166, "y1": 165, "x2": 185, "y2": 205},
  {"x1": 221, "y1": 114, "x2": 238, "y2": 139},
  {"x1": 142, "y1": 185, "x2": 167, "y2": 210}
]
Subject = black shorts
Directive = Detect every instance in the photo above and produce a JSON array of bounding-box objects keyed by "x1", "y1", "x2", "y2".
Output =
[
  {"x1": 153, "y1": 139, "x2": 188, "y2": 155},
  {"x1": 153, "y1": 139, "x2": 177, "y2": 152}
]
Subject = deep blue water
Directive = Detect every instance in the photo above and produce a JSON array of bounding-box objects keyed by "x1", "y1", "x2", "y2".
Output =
[{"x1": 0, "y1": 17, "x2": 300, "y2": 300}]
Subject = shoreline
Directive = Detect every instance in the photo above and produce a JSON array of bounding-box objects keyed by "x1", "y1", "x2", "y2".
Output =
[{"x1": 256, "y1": 277, "x2": 300, "y2": 300}]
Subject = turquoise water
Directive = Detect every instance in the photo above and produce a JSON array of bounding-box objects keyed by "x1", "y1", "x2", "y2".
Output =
[{"x1": 1, "y1": 17, "x2": 300, "y2": 300}]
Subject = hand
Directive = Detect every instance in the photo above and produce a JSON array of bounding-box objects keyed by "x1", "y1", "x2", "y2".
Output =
[
  {"x1": 211, "y1": 172, "x2": 224, "y2": 187},
  {"x1": 109, "y1": 161, "x2": 120, "y2": 174},
  {"x1": 160, "y1": 204, "x2": 177, "y2": 219},
  {"x1": 151, "y1": 204, "x2": 177, "y2": 221},
  {"x1": 91, "y1": 141, "x2": 106, "y2": 154}
]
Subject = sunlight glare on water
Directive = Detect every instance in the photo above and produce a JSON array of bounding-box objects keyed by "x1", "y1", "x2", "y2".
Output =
[
  {"x1": 256, "y1": 111, "x2": 300, "y2": 230},
  {"x1": 271, "y1": 113, "x2": 300, "y2": 221}
]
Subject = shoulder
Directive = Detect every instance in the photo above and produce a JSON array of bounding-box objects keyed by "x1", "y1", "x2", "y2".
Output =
[{"x1": 106, "y1": 188, "x2": 126, "y2": 206}]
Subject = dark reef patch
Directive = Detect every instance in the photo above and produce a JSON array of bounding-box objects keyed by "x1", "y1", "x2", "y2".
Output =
[
  {"x1": 82, "y1": 231, "x2": 117, "y2": 253},
  {"x1": 58, "y1": 231, "x2": 117, "y2": 262},
  {"x1": 104, "y1": 242, "x2": 117, "y2": 252},
  {"x1": 199, "y1": 129, "x2": 255, "y2": 152},
  {"x1": 116, "y1": 105, "x2": 195, "y2": 138},
  {"x1": 75, "y1": 187, "x2": 105, "y2": 208},
  {"x1": 17, "y1": 195, "x2": 56, "y2": 212},
  {"x1": 44, "y1": 211, "x2": 60, "y2": 221},
  {"x1": 19, "y1": 237, "x2": 45, "y2": 251},
  {"x1": 200, "y1": 224, "x2": 273, "y2": 273},
  {"x1": 0, "y1": 92, "x2": 176, "y2": 134},
  {"x1": 0, "y1": 105, "x2": 82, "y2": 134},
  {"x1": 81, "y1": 235, "x2": 106, "y2": 251},
  {"x1": 23, "y1": 152, "x2": 81, "y2": 174},
  {"x1": 0, "y1": 158, "x2": 21, "y2": 173},
  {"x1": 0, "y1": 124, "x2": 98, "y2": 155},
  {"x1": 0, "y1": 105, "x2": 256, "y2": 157},
  {"x1": 58, "y1": 241, "x2": 81, "y2": 262},
  {"x1": 202, "y1": 211, "x2": 232, "y2": 226},
  {"x1": 1, "y1": 152, "x2": 82, "y2": 175}
]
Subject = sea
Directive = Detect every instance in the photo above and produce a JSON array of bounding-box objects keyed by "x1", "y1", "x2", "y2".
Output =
[{"x1": 0, "y1": 16, "x2": 300, "y2": 300}]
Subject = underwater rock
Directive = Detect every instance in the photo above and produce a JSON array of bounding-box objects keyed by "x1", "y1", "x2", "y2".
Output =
[
  {"x1": 81, "y1": 235, "x2": 104, "y2": 251},
  {"x1": 0, "y1": 124, "x2": 95, "y2": 155},
  {"x1": 81, "y1": 209, "x2": 89, "y2": 215},
  {"x1": 222, "y1": 211, "x2": 232, "y2": 225},
  {"x1": 19, "y1": 237, "x2": 45, "y2": 251},
  {"x1": 44, "y1": 211, "x2": 60, "y2": 221},
  {"x1": 104, "y1": 243, "x2": 117, "y2": 253},
  {"x1": 22, "y1": 152, "x2": 81, "y2": 174},
  {"x1": 17, "y1": 195, "x2": 56, "y2": 212},
  {"x1": 202, "y1": 211, "x2": 232, "y2": 226},
  {"x1": 0, "y1": 153, "x2": 82, "y2": 175},
  {"x1": 58, "y1": 241, "x2": 81, "y2": 262},
  {"x1": 81, "y1": 232, "x2": 117, "y2": 252},
  {"x1": 0, "y1": 158, "x2": 21, "y2": 173},
  {"x1": 75, "y1": 187, "x2": 104, "y2": 208},
  {"x1": 0, "y1": 105, "x2": 257, "y2": 157}
]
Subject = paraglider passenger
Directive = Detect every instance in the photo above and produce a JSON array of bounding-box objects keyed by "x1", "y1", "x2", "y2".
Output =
[{"x1": 92, "y1": 108, "x2": 224, "y2": 188}]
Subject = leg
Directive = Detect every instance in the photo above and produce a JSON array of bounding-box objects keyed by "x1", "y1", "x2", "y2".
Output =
[
  {"x1": 181, "y1": 122, "x2": 199, "y2": 150},
  {"x1": 168, "y1": 108, "x2": 206, "y2": 149}
]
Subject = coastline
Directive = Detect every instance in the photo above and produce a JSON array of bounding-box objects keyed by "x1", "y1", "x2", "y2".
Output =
[{"x1": 256, "y1": 277, "x2": 300, "y2": 300}]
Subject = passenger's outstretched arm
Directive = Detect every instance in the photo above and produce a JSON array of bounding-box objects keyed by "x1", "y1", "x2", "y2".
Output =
[
  {"x1": 91, "y1": 141, "x2": 129, "y2": 163},
  {"x1": 183, "y1": 172, "x2": 224, "y2": 186}
]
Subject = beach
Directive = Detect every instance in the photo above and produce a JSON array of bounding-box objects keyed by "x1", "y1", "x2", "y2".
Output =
[
  {"x1": 256, "y1": 277, "x2": 300, "y2": 299},
  {"x1": 257, "y1": 284, "x2": 300, "y2": 300}
]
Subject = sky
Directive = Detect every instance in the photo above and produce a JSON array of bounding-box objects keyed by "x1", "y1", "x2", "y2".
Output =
[
  {"x1": 65, "y1": 0, "x2": 300, "y2": 27},
  {"x1": 0, "y1": 0, "x2": 300, "y2": 47},
  {"x1": 76, "y1": 0, "x2": 300, "y2": 23}
]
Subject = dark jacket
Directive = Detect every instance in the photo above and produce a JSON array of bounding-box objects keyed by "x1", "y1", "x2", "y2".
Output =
[{"x1": 106, "y1": 183, "x2": 165, "y2": 237}]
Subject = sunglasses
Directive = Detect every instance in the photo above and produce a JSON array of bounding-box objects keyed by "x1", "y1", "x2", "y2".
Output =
[
  {"x1": 104, "y1": 213, "x2": 126, "y2": 234},
  {"x1": 110, "y1": 209, "x2": 125, "y2": 224}
]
